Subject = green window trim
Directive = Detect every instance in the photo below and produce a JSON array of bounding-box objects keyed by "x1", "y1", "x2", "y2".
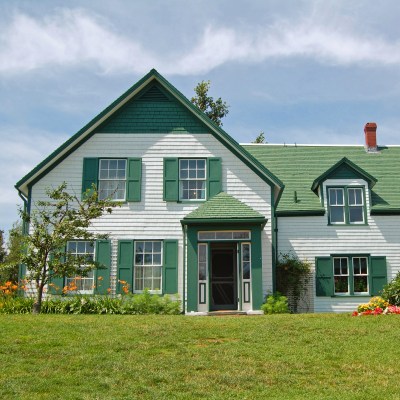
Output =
[
  {"x1": 117, "y1": 239, "x2": 178, "y2": 295},
  {"x1": 82, "y1": 157, "x2": 142, "y2": 202},
  {"x1": 163, "y1": 157, "x2": 221, "y2": 202},
  {"x1": 326, "y1": 185, "x2": 368, "y2": 226},
  {"x1": 315, "y1": 255, "x2": 387, "y2": 297}
]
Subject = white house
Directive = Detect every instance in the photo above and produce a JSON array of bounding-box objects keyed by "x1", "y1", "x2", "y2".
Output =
[{"x1": 16, "y1": 70, "x2": 398, "y2": 313}]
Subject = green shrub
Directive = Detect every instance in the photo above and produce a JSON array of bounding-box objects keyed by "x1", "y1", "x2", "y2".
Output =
[
  {"x1": 381, "y1": 272, "x2": 400, "y2": 306},
  {"x1": 261, "y1": 292, "x2": 290, "y2": 315},
  {"x1": 0, "y1": 290, "x2": 181, "y2": 315}
]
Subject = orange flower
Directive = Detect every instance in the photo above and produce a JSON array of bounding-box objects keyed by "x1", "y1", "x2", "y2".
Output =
[
  {"x1": 118, "y1": 280, "x2": 127, "y2": 284},
  {"x1": 122, "y1": 286, "x2": 129, "y2": 294},
  {"x1": 97, "y1": 276, "x2": 103, "y2": 281},
  {"x1": 107, "y1": 288, "x2": 111, "y2": 294},
  {"x1": 5, "y1": 281, "x2": 12, "y2": 287}
]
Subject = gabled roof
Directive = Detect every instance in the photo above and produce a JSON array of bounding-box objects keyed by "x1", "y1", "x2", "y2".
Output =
[
  {"x1": 182, "y1": 192, "x2": 266, "y2": 224},
  {"x1": 243, "y1": 144, "x2": 400, "y2": 215},
  {"x1": 311, "y1": 157, "x2": 377, "y2": 193},
  {"x1": 16, "y1": 69, "x2": 283, "y2": 197}
]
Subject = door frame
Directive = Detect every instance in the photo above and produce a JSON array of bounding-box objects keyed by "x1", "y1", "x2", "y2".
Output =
[{"x1": 209, "y1": 242, "x2": 238, "y2": 311}]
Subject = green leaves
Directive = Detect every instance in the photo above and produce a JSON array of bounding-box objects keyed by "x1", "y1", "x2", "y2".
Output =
[
  {"x1": 190, "y1": 80, "x2": 229, "y2": 127},
  {"x1": 17, "y1": 182, "x2": 120, "y2": 312}
]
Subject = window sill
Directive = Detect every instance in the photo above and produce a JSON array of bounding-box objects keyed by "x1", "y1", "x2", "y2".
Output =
[{"x1": 331, "y1": 294, "x2": 371, "y2": 298}]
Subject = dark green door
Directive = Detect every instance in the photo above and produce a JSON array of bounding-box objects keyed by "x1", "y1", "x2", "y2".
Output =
[{"x1": 210, "y1": 243, "x2": 237, "y2": 311}]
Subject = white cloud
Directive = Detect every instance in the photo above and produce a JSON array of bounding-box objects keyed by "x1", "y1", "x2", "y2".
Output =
[{"x1": 1, "y1": 9, "x2": 400, "y2": 76}]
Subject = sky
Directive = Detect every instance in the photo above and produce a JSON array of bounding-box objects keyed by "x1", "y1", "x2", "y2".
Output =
[{"x1": 1, "y1": 0, "x2": 400, "y2": 234}]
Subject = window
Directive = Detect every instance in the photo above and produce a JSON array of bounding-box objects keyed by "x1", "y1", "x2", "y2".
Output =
[
  {"x1": 98, "y1": 159, "x2": 126, "y2": 200},
  {"x1": 66, "y1": 241, "x2": 95, "y2": 292},
  {"x1": 134, "y1": 241, "x2": 162, "y2": 292},
  {"x1": 316, "y1": 255, "x2": 386, "y2": 297},
  {"x1": 328, "y1": 187, "x2": 365, "y2": 224},
  {"x1": 333, "y1": 256, "x2": 368, "y2": 295},
  {"x1": 179, "y1": 159, "x2": 206, "y2": 200}
]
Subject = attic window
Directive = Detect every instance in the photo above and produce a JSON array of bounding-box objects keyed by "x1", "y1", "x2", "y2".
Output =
[{"x1": 327, "y1": 187, "x2": 365, "y2": 225}]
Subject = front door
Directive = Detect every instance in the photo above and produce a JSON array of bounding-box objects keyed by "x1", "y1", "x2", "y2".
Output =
[{"x1": 210, "y1": 243, "x2": 237, "y2": 311}]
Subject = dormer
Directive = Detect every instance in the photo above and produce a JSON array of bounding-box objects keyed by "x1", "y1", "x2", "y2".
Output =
[{"x1": 311, "y1": 158, "x2": 377, "y2": 225}]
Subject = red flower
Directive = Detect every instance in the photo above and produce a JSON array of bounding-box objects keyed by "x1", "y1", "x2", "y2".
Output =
[{"x1": 352, "y1": 311, "x2": 358, "y2": 317}]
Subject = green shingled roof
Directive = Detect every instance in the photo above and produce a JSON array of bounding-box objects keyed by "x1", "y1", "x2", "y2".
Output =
[
  {"x1": 183, "y1": 192, "x2": 266, "y2": 222},
  {"x1": 243, "y1": 145, "x2": 400, "y2": 215}
]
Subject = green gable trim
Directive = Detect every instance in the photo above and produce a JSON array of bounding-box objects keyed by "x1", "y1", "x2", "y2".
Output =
[
  {"x1": 311, "y1": 157, "x2": 377, "y2": 193},
  {"x1": 371, "y1": 208, "x2": 400, "y2": 215},
  {"x1": 182, "y1": 192, "x2": 266, "y2": 224},
  {"x1": 95, "y1": 82, "x2": 209, "y2": 134},
  {"x1": 16, "y1": 69, "x2": 283, "y2": 200}
]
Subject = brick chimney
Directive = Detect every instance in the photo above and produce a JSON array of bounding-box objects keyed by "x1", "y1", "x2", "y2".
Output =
[{"x1": 364, "y1": 122, "x2": 378, "y2": 152}]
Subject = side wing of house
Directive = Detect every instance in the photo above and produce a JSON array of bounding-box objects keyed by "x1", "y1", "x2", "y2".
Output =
[
  {"x1": 245, "y1": 140, "x2": 400, "y2": 313},
  {"x1": 17, "y1": 70, "x2": 282, "y2": 313}
]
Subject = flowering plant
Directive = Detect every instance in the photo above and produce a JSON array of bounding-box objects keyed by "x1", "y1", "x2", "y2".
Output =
[{"x1": 353, "y1": 296, "x2": 399, "y2": 316}]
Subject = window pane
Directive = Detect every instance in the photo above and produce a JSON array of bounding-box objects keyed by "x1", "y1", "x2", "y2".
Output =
[
  {"x1": 330, "y1": 206, "x2": 345, "y2": 223},
  {"x1": 354, "y1": 276, "x2": 368, "y2": 293},
  {"x1": 144, "y1": 242, "x2": 153, "y2": 252},
  {"x1": 135, "y1": 254, "x2": 143, "y2": 265},
  {"x1": 216, "y1": 232, "x2": 232, "y2": 240},
  {"x1": 348, "y1": 188, "x2": 362, "y2": 206},
  {"x1": 335, "y1": 276, "x2": 348, "y2": 293},
  {"x1": 360, "y1": 258, "x2": 368, "y2": 274},
  {"x1": 349, "y1": 206, "x2": 363, "y2": 223},
  {"x1": 189, "y1": 160, "x2": 196, "y2": 169},
  {"x1": 153, "y1": 254, "x2": 161, "y2": 265},
  {"x1": 243, "y1": 262, "x2": 251, "y2": 280}
]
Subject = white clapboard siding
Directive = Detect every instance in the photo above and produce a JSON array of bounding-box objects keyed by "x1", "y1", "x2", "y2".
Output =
[
  {"x1": 30, "y1": 133, "x2": 273, "y2": 300},
  {"x1": 277, "y1": 178, "x2": 400, "y2": 313}
]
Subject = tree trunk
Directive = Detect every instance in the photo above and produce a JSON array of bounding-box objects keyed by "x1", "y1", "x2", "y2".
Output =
[{"x1": 32, "y1": 284, "x2": 44, "y2": 314}]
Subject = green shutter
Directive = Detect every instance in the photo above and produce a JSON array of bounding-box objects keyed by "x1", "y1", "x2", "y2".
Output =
[
  {"x1": 163, "y1": 240, "x2": 178, "y2": 294},
  {"x1": 48, "y1": 247, "x2": 65, "y2": 295},
  {"x1": 95, "y1": 240, "x2": 111, "y2": 294},
  {"x1": 163, "y1": 158, "x2": 179, "y2": 201},
  {"x1": 126, "y1": 158, "x2": 142, "y2": 202},
  {"x1": 82, "y1": 158, "x2": 98, "y2": 199},
  {"x1": 207, "y1": 158, "x2": 222, "y2": 198},
  {"x1": 315, "y1": 257, "x2": 334, "y2": 296},
  {"x1": 117, "y1": 240, "x2": 134, "y2": 294},
  {"x1": 370, "y1": 256, "x2": 387, "y2": 295}
]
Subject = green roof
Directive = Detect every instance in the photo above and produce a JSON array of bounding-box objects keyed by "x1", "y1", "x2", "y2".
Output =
[
  {"x1": 182, "y1": 192, "x2": 266, "y2": 223},
  {"x1": 243, "y1": 145, "x2": 400, "y2": 215}
]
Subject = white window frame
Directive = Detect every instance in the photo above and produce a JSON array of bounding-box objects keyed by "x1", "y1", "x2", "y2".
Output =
[
  {"x1": 98, "y1": 158, "x2": 127, "y2": 201},
  {"x1": 333, "y1": 257, "x2": 349, "y2": 295},
  {"x1": 352, "y1": 256, "x2": 369, "y2": 294},
  {"x1": 328, "y1": 186, "x2": 365, "y2": 225},
  {"x1": 65, "y1": 241, "x2": 95, "y2": 294},
  {"x1": 134, "y1": 241, "x2": 163, "y2": 294},
  {"x1": 179, "y1": 159, "x2": 206, "y2": 201}
]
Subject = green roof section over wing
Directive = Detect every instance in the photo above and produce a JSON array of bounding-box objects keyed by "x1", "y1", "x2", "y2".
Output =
[
  {"x1": 311, "y1": 157, "x2": 377, "y2": 193},
  {"x1": 182, "y1": 192, "x2": 267, "y2": 225},
  {"x1": 15, "y1": 69, "x2": 283, "y2": 198},
  {"x1": 243, "y1": 144, "x2": 400, "y2": 215}
]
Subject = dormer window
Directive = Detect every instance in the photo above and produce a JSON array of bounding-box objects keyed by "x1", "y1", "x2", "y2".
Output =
[{"x1": 327, "y1": 187, "x2": 365, "y2": 225}]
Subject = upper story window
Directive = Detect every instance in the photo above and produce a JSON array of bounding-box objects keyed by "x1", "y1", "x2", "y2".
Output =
[
  {"x1": 327, "y1": 187, "x2": 365, "y2": 225},
  {"x1": 98, "y1": 159, "x2": 127, "y2": 201},
  {"x1": 179, "y1": 159, "x2": 206, "y2": 201}
]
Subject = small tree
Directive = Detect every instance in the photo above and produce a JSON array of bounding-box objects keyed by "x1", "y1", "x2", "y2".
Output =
[
  {"x1": 10, "y1": 182, "x2": 118, "y2": 314},
  {"x1": 253, "y1": 131, "x2": 266, "y2": 144},
  {"x1": 191, "y1": 80, "x2": 229, "y2": 127},
  {"x1": 0, "y1": 223, "x2": 23, "y2": 283}
]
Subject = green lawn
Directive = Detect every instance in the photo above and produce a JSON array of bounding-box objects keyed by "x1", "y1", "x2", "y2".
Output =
[{"x1": 1, "y1": 314, "x2": 399, "y2": 399}]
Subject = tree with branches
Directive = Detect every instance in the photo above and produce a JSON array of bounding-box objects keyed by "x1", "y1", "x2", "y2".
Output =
[
  {"x1": 191, "y1": 80, "x2": 229, "y2": 127},
  {"x1": 6, "y1": 183, "x2": 118, "y2": 314}
]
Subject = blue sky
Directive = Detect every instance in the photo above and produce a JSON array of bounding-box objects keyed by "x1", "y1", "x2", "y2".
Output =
[{"x1": 1, "y1": 0, "x2": 400, "y2": 233}]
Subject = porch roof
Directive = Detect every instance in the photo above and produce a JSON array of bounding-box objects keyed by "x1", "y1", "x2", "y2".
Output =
[{"x1": 182, "y1": 192, "x2": 266, "y2": 224}]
